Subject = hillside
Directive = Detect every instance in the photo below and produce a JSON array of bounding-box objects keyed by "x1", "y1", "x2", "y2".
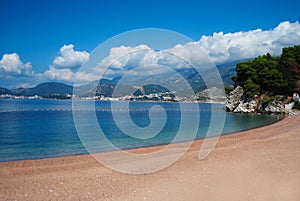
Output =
[
  {"x1": 0, "y1": 87, "x2": 11, "y2": 95},
  {"x1": 0, "y1": 82, "x2": 73, "y2": 97},
  {"x1": 232, "y1": 45, "x2": 300, "y2": 97}
]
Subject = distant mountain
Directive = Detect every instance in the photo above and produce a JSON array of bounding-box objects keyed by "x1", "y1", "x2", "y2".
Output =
[
  {"x1": 74, "y1": 79, "x2": 117, "y2": 97},
  {"x1": 0, "y1": 60, "x2": 246, "y2": 98},
  {"x1": 0, "y1": 87, "x2": 11, "y2": 95},
  {"x1": 0, "y1": 82, "x2": 73, "y2": 97},
  {"x1": 216, "y1": 59, "x2": 253, "y2": 88}
]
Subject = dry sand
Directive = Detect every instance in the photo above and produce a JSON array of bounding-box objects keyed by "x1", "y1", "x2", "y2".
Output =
[{"x1": 1, "y1": 113, "x2": 300, "y2": 201}]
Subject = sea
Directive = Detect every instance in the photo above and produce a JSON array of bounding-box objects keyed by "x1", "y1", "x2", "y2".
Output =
[{"x1": 0, "y1": 99, "x2": 281, "y2": 162}]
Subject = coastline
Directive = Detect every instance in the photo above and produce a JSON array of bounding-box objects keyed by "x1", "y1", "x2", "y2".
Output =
[{"x1": 1, "y1": 112, "x2": 300, "y2": 200}]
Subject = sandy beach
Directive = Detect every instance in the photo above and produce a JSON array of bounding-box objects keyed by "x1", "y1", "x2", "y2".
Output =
[{"x1": 1, "y1": 113, "x2": 300, "y2": 201}]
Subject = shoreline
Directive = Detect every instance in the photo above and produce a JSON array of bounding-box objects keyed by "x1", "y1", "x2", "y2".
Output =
[
  {"x1": 1, "y1": 112, "x2": 299, "y2": 200},
  {"x1": 0, "y1": 112, "x2": 283, "y2": 163}
]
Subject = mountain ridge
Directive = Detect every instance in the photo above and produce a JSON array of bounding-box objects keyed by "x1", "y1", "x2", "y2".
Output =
[
  {"x1": 0, "y1": 82, "x2": 73, "y2": 97},
  {"x1": 0, "y1": 61, "x2": 242, "y2": 97}
]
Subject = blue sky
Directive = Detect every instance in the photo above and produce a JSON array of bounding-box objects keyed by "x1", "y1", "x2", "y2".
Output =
[{"x1": 0, "y1": 0, "x2": 300, "y2": 88}]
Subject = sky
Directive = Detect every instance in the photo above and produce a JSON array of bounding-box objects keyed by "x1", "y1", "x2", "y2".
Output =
[{"x1": 0, "y1": 0, "x2": 300, "y2": 88}]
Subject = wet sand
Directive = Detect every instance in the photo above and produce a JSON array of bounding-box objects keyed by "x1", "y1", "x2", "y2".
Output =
[{"x1": 1, "y1": 112, "x2": 300, "y2": 201}]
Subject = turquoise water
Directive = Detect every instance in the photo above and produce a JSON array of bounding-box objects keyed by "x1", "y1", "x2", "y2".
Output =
[{"x1": 0, "y1": 99, "x2": 280, "y2": 162}]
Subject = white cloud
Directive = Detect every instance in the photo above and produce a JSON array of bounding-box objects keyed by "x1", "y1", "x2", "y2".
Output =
[
  {"x1": 44, "y1": 66, "x2": 75, "y2": 82},
  {"x1": 43, "y1": 44, "x2": 92, "y2": 84},
  {"x1": 0, "y1": 53, "x2": 32, "y2": 76},
  {"x1": 164, "y1": 42, "x2": 210, "y2": 68},
  {"x1": 96, "y1": 45, "x2": 151, "y2": 69},
  {"x1": 92, "y1": 44, "x2": 197, "y2": 79},
  {"x1": 44, "y1": 66, "x2": 100, "y2": 83},
  {"x1": 90, "y1": 21, "x2": 300, "y2": 78},
  {"x1": 0, "y1": 53, "x2": 46, "y2": 88},
  {"x1": 91, "y1": 44, "x2": 158, "y2": 78},
  {"x1": 197, "y1": 21, "x2": 300, "y2": 64},
  {"x1": 74, "y1": 71, "x2": 100, "y2": 82},
  {"x1": 53, "y1": 44, "x2": 89, "y2": 68}
]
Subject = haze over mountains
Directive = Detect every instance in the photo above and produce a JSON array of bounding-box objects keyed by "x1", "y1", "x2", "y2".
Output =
[{"x1": 0, "y1": 61, "x2": 239, "y2": 97}]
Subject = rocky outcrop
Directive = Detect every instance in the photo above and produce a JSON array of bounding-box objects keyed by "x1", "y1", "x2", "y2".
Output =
[
  {"x1": 225, "y1": 86, "x2": 244, "y2": 112},
  {"x1": 284, "y1": 102, "x2": 295, "y2": 113},
  {"x1": 226, "y1": 86, "x2": 296, "y2": 114},
  {"x1": 225, "y1": 86, "x2": 259, "y2": 113},
  {"x1": 233, "y1": 99, "x2": 258, "y2": 113},
  {"x1": 261, "y1": 101, "x2": 296, "y2": 115},
  {"x1": 263, "y1": 101, "x2": 282, "y2": 113}
]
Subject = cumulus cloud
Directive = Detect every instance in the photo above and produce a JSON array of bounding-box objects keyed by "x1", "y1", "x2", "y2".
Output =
[
  {"x1": 43, "y1": 44, "x2": 92, "y2": 84},
  {"x1": 92, "y1": 45, "x2": 158, "y2": 78},
  {"x1": 44, "y1": 66, "x2": 75, "y2": 82},
  {"x1": 89, "y1": 21, "x2": 300, "y2": 79},
  {"x1": 44, "y1": 66, "x2": 99, "y2": 83},
  {"x1": 197, "y1": 21, "x2": 300, "y2": 64},
  {"x1": 92, "y1": 44, "x2": 197, "y2": 78},
  {"x1": 53, "y1": 44, "x2": 89, "y2": 68},
  {"x1": 96, "y1": 45, "x2": 152, "y2": 69},
  {"x1": 96, "y1": 43, "x2": 203, "y2": 71},
  {"x1": 164, "y1": 42, "x2": 211, "y2": 68},
  {"x1": 75, "y1": 71, "x2": 100, "y2": 82},
  {"x1": 0, "y1": 53, "x2": 46, "y2": 88},
  {"x1": 0, "y1": 53, "x2": 32, "y2": 76}
]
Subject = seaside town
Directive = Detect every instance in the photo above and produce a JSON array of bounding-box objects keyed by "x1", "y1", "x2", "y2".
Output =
[{"x1": 0, "y1": 87, "x2": 225, "y2": 102}]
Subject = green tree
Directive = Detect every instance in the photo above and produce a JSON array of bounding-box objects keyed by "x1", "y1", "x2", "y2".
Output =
[
  {"x1": 279, "y1": 45, "x2": 300, "y2": 93},
  {"x1": 232, "y1": 51, "x2": 291, "y2": 97},
  {"x1": 244, "y1": 78, "x2": 260, "y2": 97}
]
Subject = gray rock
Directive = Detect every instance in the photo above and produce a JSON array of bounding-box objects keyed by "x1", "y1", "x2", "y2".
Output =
[
  {"x1": 225, "y1": 86, "x2": 295, "y2": 114},
  {"x1": 285, "y1": 102, "x2": 294, "y2": 111},
  {"x1": 225, "y1": 86, "x2": 244, "y2": 112},
  {"x1": 233, "y1": 99, "x2": 258, "y2": 113},
  {"x1": 264, "y1": 101, "x2": 283, "y2": 113}
]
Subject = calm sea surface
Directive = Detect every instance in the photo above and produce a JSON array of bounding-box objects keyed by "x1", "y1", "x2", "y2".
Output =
[{"x1": 0, "y1": 99, "x2": 280, "y2": 162}]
